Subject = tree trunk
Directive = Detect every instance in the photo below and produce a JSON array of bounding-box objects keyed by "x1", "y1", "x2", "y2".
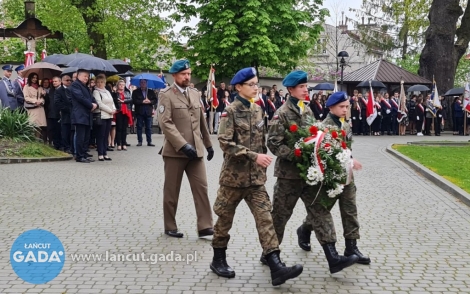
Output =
[
  {"x1": 418, "y1": 0, "x2": 470, "y2": 93},
  {"x1": 401, "y1": 28, "x2": 408, "y2": 60},
  {"x1": 72, "y1": 0, "x2": 107, "y2": 59}
]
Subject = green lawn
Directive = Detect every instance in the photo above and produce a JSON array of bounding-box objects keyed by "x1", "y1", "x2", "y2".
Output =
[
  {"x1": 0, "y1": 139, "x2": 69, "y2": 158},
  {"x1": 393, "y1": 145, "x2": 470, "y2": 193}
]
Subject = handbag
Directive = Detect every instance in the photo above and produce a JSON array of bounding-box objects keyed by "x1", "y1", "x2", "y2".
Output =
[{"x1": 24, "y1": 89, "x2": 39, "y2": 109}]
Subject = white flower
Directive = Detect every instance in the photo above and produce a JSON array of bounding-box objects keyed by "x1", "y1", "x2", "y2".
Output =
[
  {"x1": 326, "y1": 184, "x2": 344, "y2": 198},
  {"x1": 294, "y1": 138, "x2": 303, "y2": 149},
  {"x1": 306, "y1": 165, "x2": 324, "y2": 186},
  {"x1": 335, "y1": 149, "x2": 351, "y2": 165}
]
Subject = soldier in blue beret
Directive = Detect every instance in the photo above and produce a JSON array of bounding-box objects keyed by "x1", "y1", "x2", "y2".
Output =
[
  {"x1": 267, "y1": 73, "x2": 359, "y2": 274},
  {"x1": 210, "y1": 67, "x2": 303, "y2": 286},
  {"x1": 157, "y1": 58, "x2": 214, "y2": 240},
  {"x1": 298, "y1": 90, "x2": 371, "y2": 267},
  {"x1": 0, "y1": 65, "x2": 17, "y2": 109}
]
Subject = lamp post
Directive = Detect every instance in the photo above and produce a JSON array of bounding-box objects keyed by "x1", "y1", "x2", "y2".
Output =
[{"x1": 337, "y1": 51, "x2": 349, "y2": 86}]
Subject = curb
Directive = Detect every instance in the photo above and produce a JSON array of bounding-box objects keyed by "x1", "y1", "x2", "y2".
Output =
[
  {"x1": 386, "y1": 145, "x2": 470, "y2": 207},
  {"x1": 0, "y1": 156, "x2": 73, "y2": 164}
]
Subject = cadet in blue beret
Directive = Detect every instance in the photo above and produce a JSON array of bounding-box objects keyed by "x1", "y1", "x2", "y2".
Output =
[
  {"x1": 157, "y1": 58, "x2": 214, "y2": 240},
  {"x1": 168, "y1": 59, "x2": 190, "y2": 74},
  {"x1": 298, "y1": 90, "x2": 371, "y2": 267},
  {"x1": 211, "y1": 67, "x2": 303, "y2": 286},
  {"x1": 15, "y1": 64, "x2": 25, "y2": 72}
]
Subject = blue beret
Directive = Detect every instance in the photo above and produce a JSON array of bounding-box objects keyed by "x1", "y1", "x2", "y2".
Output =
[
  {"x1": 326, "y1": 91, "x2": 349, "y2": 107},
  {"x1": 15, "y1": 64, "x2": 25, "y2": 72},
  {"x1": 2, "y1": 65, "x2": 14, "y2": 71},
  {"x1": 282, "y1": 70, "x2": 308, "y2": 87},
  {"x1": 230, "y1": 67, "x2": 257, "y2": 85},
  {"x1": 169, "y1": 59, "x2": 190, "y2": 74}
]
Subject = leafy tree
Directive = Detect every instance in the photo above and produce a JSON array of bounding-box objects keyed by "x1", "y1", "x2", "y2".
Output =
[
  {"x1": 172, "y1": 0, "x2": 329, "y2": 79},
  {"x1": 395, "y1": 53, "x2": 420, "y2": 74},
  {"x1": 0, "y1": 0, "x2": 175, "y2": 70}
]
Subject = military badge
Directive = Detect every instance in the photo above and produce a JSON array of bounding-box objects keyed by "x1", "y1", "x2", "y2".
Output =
[
  {"x1": 256, "y1": 120, "x2": 264, "y2": 130},
  {"x1": 159, "y1": 105, "x2": 165, "y2": 113},
  {"x1": 251, "y1": 67, "x2": 257, "y2": 75}
]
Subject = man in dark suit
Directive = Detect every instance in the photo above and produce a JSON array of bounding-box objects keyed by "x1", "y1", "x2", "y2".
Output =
[
  {"x1": 55, "y1": 74, "x2": 73, "y2": 153},
  {"x1": 132, "y1": 80, "x2": 157, "y2": 146},
  {"x1": 45, "y1": 76, "x2": 62, "y2": 150},
  {"x1": 70, "y1": 69, "x2": 97, "y2": 163}
]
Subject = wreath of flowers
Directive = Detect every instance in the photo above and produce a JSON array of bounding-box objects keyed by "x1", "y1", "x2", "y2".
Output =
[{"x1": 286, "y1": 117, "x2": 353, "y2": 208}]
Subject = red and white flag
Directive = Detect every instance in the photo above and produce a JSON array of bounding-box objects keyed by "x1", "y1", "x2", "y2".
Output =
[
  {"x1": 464, "y1": 83, "x2": 470, "y2": 112},
  {"x1": 207, "y1": 66, "x2": 218, "y2": 109},
  {"x1": 41, "y1": 49, "x2": 47, "y2": 61},
  {"x1": 366, "y1": 82, "x2": 377, "y2": 125},
  {"x1": 24, "y1": 51, "x2": 35, "y2": 67}
]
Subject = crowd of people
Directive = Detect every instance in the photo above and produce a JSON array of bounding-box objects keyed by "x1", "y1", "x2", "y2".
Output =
[
  {"x1": 0, "y1": 64, "x2": 162, "y2": 163},
  {"x1": 200, "y1": 82, "x2": 470, "y2": 137}
]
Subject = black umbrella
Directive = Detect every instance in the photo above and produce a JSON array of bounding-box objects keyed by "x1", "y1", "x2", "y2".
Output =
[
  {"x1": 407, "y1": 84, "x2": 430, "y2": 92},
  {"x1": 118, "y1": 70, "x2": 135, "y2": 78},
  {"x1": 60, "y1": 67, "x2": 78, "y2": 77},
  {"x1": 107, "y1": 59, "x2": 132, "y2": 74},
  {"x1": 42, "y1": 54, "x2": 65, "y2": 65},
  {"x1": 57, "y1": 53, "x2": 93, "y2": 67},
  {"x1": 310, "y1": 83, "x2": 335, "y2": 91},
  {"x1": 356, "y1": 80, "x2": 386, "y2": 89},
  {"x1": 444, "y1": 87, "x2": 464, "y2": 96},
  {"x1": 66, "y1": 56, "x2": 118, "y2": 76}
]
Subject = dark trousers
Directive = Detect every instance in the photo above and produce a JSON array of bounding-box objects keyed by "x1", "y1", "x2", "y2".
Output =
[
  {"x1": 47, "y1": 118, "x2": 61, "y2": 149},
  {"x1": 456, "y1": 117, "x2": 464, "y2": 134},
  {"x1": 97, "y1": 119, "x2": 112, "y2": 156},
  {"x1": 435, "y1": 116, "x2": 442, "y2": 135},
  {"x1": 372, "y1": 115, "x2": 382, "y2": 133},
  {"x1": 391, "y1": 115, "x2": 398, "y2": 134},
  {"x1": 361, "y1": 115, "x2": 369, "y2": 134},
  {"x1": 136, "y1": 114, "x2": 152, "y2": 143},
  {"x1": 381, "y1": 115, "x2": 391, "y2": 134},
  {"x1": 424, "y1": 117, "x2": 433, "y2": 135},
  {"x1": 416, "y1": 117, "x2": 424, "y2": 133},
  {"x1": 115, "y1": 112, "x2": 129, "y2": 146},
  {"x1": 61, "y1": 122, "x2": 71, "y2": 151},
  {"x1": 352, "y1": 117, "x2": 361, "y2": 134},
  {"x1": 74, "y1": 124, "x2": 90, "y2": 160},
  {"x1": 70, "y1": 129, "x2": 75, "y2": 155}
]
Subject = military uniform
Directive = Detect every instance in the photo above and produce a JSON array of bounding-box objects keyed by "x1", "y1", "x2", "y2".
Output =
[
  {"x1": 212, "y1": 96, "x2": 279, "y2": 254},
  {"x1": 268, "y1": 96, "x2": 327, "y2": 245},
  {"x1": 158, "y1": 79, "x2": 213, "y2": 235},
  {"x1": 0, "y1": 65, "x2": 16, "y2": 109}
]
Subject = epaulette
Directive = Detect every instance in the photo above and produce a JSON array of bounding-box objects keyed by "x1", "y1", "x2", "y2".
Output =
[{"x1": 160, "y1": 86, "x2": 171, "y2": 93}]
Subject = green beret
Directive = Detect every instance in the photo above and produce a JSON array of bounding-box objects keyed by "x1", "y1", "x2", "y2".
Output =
[{"x1": 169, "y1": 59, "x2": 190, "y2": 74}]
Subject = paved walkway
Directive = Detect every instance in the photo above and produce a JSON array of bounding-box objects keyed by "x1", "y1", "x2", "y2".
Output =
[{"x1": 1, "y1": 133, "x2": 470, "y2": 293}]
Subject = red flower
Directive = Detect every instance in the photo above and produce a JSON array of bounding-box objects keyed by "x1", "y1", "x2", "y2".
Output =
[
  {"x1": 331, "y1": 131, "x2": 338, "y2": 139},
  {"x1": 341, "y1": 141, "x2": 347, "y2": 149},
  {"x1": 341, "y1": 130, "x2": 346, "y2": 137},
  {"x1": 324, "y1": 143, "x2": 331, "y2": 149},
  {"x1": 294, "y1": 148, "x2": 302, "y2": 157},
  {"x1": 309, "y1": 125, "x2": 318, "y2": 135},
  {"x1": 290, "y1": 124, "x2": 298, "y2": 132}
]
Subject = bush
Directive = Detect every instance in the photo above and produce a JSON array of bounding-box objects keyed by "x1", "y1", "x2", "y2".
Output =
[{"x1": 0, "y1": 108, "x2": 37, "y2": 142}]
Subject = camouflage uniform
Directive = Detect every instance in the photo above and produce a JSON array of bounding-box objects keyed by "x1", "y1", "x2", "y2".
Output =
[
  {"x1": 302, "y1": 113, "x2": 360, "y2": 244},
  {"x1": 268, "y1": 97, "x2": 336, "y2": 244},
  {"x1": 212, "y1": 96, "x2": 279, "y2": 255}
]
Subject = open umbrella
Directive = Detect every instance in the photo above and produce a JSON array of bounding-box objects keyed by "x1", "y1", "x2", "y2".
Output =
[
  {"x1": 67, "y1": 56, "x2": 118, "y2": 76},
  {"x1": 444, "y1": 87, "x2": 464, "y2": 96},
  {"x1": 131, "y1": 73, "x2": 165, "y2": 89},
  {"x1": 22, "y1": 62, "x2": 63, "y2": 79},
  {"x1": 357, "y1": 80, "x2": 386, "y2": 89},
  {"x1": 310, "y1": 83, "x2": 335, "y2": 91},
  {"x1": 60, "y1": 67, "x2": 78, "y2": 77},
  {"x1": 107, "y1": 59, "x2": 132, "y2": 74},
  {"x1": 407, "y1": 84, "x2": 430, "y2": 92},
  {"x1": 57, "y1": 53, "x2": 93, "y2": 67},
  {"x1": 42, "y1": 54, "x2": 65, "y2": 65},
  {"x1": 118, "y1": 70, "x2": 135, "y2": 78}
]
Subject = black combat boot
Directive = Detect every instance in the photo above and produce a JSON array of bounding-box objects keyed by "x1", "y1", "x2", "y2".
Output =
[
  {"x1": 266, "y1": 250, "x2": 303, "y2": 286},
  {"x1": 210, "y1": 248, "x2": 235, "y2": 278},
  {"x1": 322, "y1": 243, "x2": 359, "y2": 274},
  {"x1": 297, "y1": 225, "x2": 311, "y2": 251},
  {"x1": 260, "y1": 252, "x2": 285, "y2": 266},
  {"x1": 344, "y1": 239, "x2": 371, "y2": 265}
]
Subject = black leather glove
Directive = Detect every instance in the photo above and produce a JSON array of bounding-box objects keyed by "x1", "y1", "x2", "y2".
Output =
[
  {"x1": 180, "y1": 143, "x2": 197, "y2": 160},
  {"x1": 207, "y1": 147, "x2": 214, "y2": 161}
]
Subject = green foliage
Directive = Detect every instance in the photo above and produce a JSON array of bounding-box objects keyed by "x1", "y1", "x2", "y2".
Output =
[
  {"x1": 0, "y1": 138, "x2": 69, "y2": 157},
  {"x1": 172, "y1": 0, "x2": 329, "y2": 79},
  {"x1": 0, "y1": 108, "x2": 37, "y2": 142},
  {"x1": 395, "y1": 53, "x2": 420, "y2": 74},
  {"x1": 454, "y1": 57, "x2": 470, "y2": 87},
  {"x1": 393, "y1": 144, "x2": 470, "y2": 193},
  {"x1": 0, "y1": 0, "x2": 175, "y2": 70}
]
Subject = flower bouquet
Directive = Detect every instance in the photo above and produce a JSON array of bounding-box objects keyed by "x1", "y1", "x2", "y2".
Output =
[{"x1": 286, "y1": 117, "x2": 353, "y2": 209}]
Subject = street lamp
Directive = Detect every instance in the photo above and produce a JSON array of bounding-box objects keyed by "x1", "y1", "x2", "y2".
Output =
[{"x1": 337, "y1": 51, "x2": 349, "y2": 85}]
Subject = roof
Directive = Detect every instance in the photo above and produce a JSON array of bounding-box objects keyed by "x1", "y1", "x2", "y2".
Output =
[{"x1": 342, "y1": 59, "x2": 432, "y2": 84}]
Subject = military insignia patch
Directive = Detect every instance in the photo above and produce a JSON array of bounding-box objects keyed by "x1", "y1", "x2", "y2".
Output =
[
  {"x1": 256, "y1": 120, "x2": 264, "y2": 130},
  {"x1": 221, "y1": 112, "x2": 228, "y2": 117},
  {"x1": 251, "y1": 67, "x2": 257, "y2": 75},
  {"x1": 159, "y1": 105, "x2": 165, "y2": 113}
]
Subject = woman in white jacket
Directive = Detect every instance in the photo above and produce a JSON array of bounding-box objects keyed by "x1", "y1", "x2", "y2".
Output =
[{"x1": 93, "y1": 74, "x2": 116, "y2": 161}]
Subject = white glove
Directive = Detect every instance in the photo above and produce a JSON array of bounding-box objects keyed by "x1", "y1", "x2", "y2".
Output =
[
  {"x1": 319, "y1": 114, "x2": 323, "y2": 118},
  {"x1": 417, "y1": 116, "x2": 420, "y2": 121},
  {"x1": 386, "y1": 109, "x2": 391, "y2": 114}
]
